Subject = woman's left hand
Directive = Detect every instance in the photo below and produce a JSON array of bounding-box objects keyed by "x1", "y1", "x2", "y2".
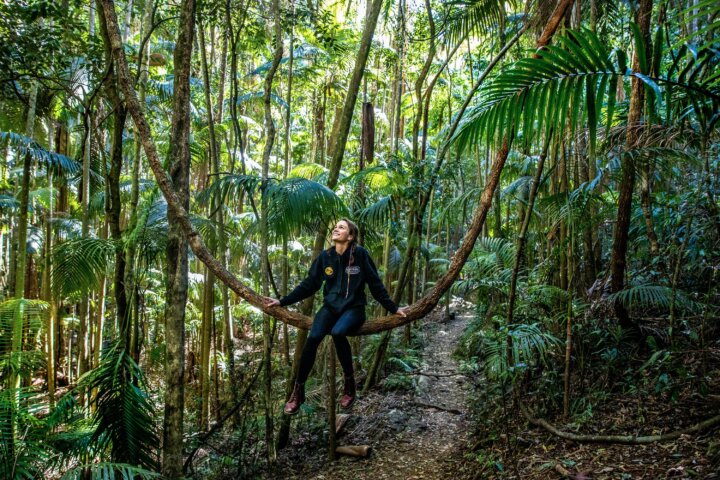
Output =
[
  {"x1": 264, "y1": 297, "x2": 281, "y2": 307},
  {"x1": 396, "y1": 306, "x2": 409, "y2": 318}
]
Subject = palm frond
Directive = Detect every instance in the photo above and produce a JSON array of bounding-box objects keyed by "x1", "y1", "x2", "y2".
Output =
[
  {"x1": 340, "y1": 165, "x2": 405, "y2": 195},
  {"x1": 266, "y1": 177, "x2": 347, "y2": 238},
  {"x1": 0, "y1": 299, "x2": 47, "y2": 380},
  {"x1": 78, "y1": 343, "x2": 159, "y2": 470},
  {"x1": 60, "y1": 463, "x2": 160, "y2": 480},
  {"x1": 288, "y1": 162, "x2": 328, "y2": 181},
  {"x1": 356, "y1": 195, "x2": 396, "y2": 229},
  {"x1": 608, "y1": 284, "x2": 690, "y2": 310},
  {"x1": 0, "y1": 131, "x2": 81, "y2": 175},
  {"x1": 0, "y1": 388, "x2": 55, "y2": 479},
  {"x1": 51, "y1": 238, "x2": 116, "y2": 298},
  {"x1": 483, "y1": 323, "x2": 561, "y2": 381},
  {"x1": 196, "y1": 174, "x2": 262, "y2": 207},
  {"x1": 475, "y1": 236, "x2": 516, "y2": 268},
  {"x1": 234, "y1": 90, "x2": 289, "y2": 110},
  {"x1": 453, "y1": 29, "x2": 720, "y2": 151},
  {"x1": 440, "y1": 0, "x2": 510, "y2": 45}
]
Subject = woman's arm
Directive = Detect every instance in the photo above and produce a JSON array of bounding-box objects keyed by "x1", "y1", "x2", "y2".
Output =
[
  {"x1": 362, "y1": 249, "x2": 399, "y2": 314},
  {"x1": 277, "y1": 255, "x2": 324, "y2": 307}
]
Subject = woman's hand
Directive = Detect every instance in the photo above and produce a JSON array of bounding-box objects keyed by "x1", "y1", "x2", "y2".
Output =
[
  {"x1": 396, "y1": 306, "x2": 409, "y2": 318},
  {"x1": 264, "y1": 297, "x2": 281, "y2": 308}
]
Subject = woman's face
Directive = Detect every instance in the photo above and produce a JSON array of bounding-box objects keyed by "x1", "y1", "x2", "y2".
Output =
[{"x1": 331, "y1": 221, "x2": 353, "y2": 244}]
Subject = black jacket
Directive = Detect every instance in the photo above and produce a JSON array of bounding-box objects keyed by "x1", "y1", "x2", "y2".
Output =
[{"x1": 279, "y1": 245, "x2": 398, "y2": 315}]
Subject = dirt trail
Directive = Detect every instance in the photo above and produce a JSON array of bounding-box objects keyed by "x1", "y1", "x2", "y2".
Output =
[{"x1": 271, "y1": 306, "x2": 476, "y2": 479}]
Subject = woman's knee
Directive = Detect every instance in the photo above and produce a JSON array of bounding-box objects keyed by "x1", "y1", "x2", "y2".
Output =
[
  {"x1": 305, "y1": 332, "x2": 325, "y2": 347},
  {"x1": 330, "y1": 325, "x2": 351, "y2": 338}
]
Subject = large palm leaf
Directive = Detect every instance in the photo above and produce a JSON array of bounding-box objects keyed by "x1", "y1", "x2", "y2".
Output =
[
  {"x1": 51, "y1": 238, "x2": 116, "y2": 299},
  {"x1": 0, "y1": 299, "x2": 47, "y2": 381},
  {"x1": 78, "y1": 343, "x2": 159, "y2": 470},
  {"x1": 439, "y1": 0, "x2": 511, "y2": 46},
  {"x1": 199, "y1": 174, "x2": 346, "y2": 238},
  {"x1": 0, "y1": 131, "x2": 81, "y2": 175},
  {"x1": 453, "y1": 28, "x2": 720, "y2": 151}
]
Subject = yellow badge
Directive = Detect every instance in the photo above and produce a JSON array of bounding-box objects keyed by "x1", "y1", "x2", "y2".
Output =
[{"x1": 324, "y1": 266, "x2": 334, "y2": 276}]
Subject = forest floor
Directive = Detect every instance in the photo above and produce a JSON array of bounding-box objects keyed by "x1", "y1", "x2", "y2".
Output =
[
  {"x1": 264, "y1": 303, "x2": 720, "y2": 480},
  {"x1": 267, "y1": 302, "x2": 477, "y2": 479}
]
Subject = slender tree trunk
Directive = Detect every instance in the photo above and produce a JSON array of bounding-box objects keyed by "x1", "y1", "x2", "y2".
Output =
[
  {"x1": 326, "y1": 0, "x2": 384, "y2": 185},
  {"x1": 391, "y1": 0, "x2": 406, "y2": 155},
  {"x1": 14, "y1": 82, "x2": 38, "y2": 299},
  {"x1": 281, "y1": 3, "x2": 295, "y2": 366},
  {"x1": 98, "y1": 0, "x2": 198, "y2": 474},
  {"x1": 98, "y1": 3, "x2": 130, "y2": 350},
  {"x1": 261, "y1": 0, "x2": 283, "y2": 461},
  {"x1": 200, "y1": 267, "x2": 214, "y2": 430},
  {"x1": 411, "y1": 0, "x2": 435, "y2": 161},
  {"x1": 78, "y1": 110, "x2": 92, "y2": 399},
  {"x1": 610, "y1": 0, "x2": 652, "y2": 329},
  {"x1": 43, "y1": 132, "x2": 56, "y2": 408},
  {"x1": 126, "y1": 0, "x2": 153, "y2": 363},
  {"x1": 507, "y1": 141, "x2": 550, "y2": 324}
]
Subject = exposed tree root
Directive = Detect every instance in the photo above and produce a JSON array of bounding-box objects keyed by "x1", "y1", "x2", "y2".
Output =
[{"x1": 519, "y1": 400, "x2": 720, "y2": 444}]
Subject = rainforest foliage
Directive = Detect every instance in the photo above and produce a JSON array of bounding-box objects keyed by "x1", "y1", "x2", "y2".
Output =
[{"x1": 0, "y1": 0, "x2": 718, "y2": 477}]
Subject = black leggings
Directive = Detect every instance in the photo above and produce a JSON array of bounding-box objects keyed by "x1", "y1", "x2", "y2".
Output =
[{"x1": 296, "y1": 306, "x2": 365, "y2": 384}]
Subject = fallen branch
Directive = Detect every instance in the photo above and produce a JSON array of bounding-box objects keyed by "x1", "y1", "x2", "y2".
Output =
[
  {"x1": 335, "y1": 445, "x2": 371, "y2": 457},
  {"x1": 413, "y1": 401, "x2": 463, "y2": 415},
  {"x1": 519, "y1": 400, "x2": 720, "y2": 444}
]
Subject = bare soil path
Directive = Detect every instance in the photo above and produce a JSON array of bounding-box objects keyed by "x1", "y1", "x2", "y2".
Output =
[{"x1": 269, "y1": 305, "x2": 477, "y2": 479}]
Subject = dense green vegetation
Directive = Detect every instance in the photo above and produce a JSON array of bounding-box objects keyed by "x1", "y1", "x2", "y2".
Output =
[{"x1": 0, "y1": 0, "x2": 718, "y2": 477}]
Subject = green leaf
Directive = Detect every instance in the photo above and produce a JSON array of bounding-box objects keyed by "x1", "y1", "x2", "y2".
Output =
[{"x1": 630, "y1": 22, "x2": 648, "y2": 74}]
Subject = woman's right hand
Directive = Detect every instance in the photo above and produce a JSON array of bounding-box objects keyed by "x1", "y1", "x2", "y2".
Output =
[{"x1": 264, "y1": 297, "x2": 281, "y2": 307}]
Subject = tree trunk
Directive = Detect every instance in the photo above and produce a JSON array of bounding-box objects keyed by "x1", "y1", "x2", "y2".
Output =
[
  {"x1": 95, "y1": 0, "x2": 198, "y2": 474},
  {"x1": 125, "y1": 0, "x2": 153, "y2": 364},
  {"x1": 609, "y1": 0, "x2": 652, "y2": 329},
  {"x1": 261, "y1": 0, "x2": 283, "y2": 461},
  {"x1": 507, "y1": 141, "x2": 549, "y2": 325},
  {"x1": 200, "y1": 267, "x2": 214, "y2": 430},
  {"x1": 326, "y1": 0, "x2": 384, "y2": 185},
  {"x1": 411, "y1": 0, "x2": 435, "y2": 161},
  {"x1": 14, "y1": 81, "x2": 38, "y2": 299}
]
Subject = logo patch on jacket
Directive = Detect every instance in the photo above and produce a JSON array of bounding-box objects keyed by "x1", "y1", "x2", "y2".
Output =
[
  {"x1": 345, "y1": 266, "x2": 361, "y2": 275},
  {"x1": 324, "y1": 266, "x2": 334, "y2": 276}
]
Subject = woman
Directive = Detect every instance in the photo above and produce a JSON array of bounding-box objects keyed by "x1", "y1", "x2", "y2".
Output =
[{"x1": 264, "y1": 219, "x2": 407, "y2": 415}]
